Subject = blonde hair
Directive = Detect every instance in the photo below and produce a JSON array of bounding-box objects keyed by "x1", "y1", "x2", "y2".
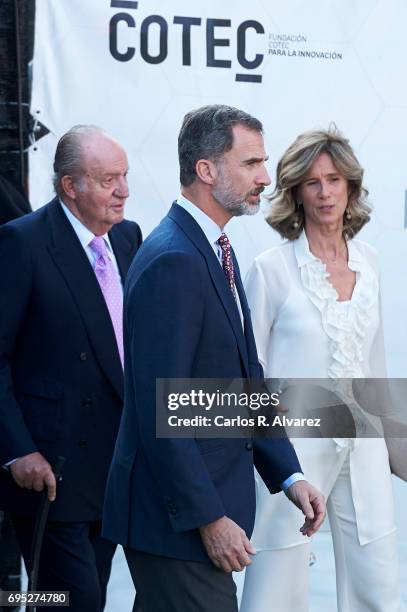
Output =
[{"x1": 266, "y1": 126, "x2": 371, "y2": 240}]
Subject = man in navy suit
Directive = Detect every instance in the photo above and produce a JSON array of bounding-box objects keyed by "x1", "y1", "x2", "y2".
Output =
[
  {"x1": 0, "y1": 126, "x2": 142, "y2": 612},
  {"x1": 103, "y1": 106, "x2": 325, "y2": 611}
]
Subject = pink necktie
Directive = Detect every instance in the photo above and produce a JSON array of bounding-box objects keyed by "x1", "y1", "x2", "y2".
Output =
[
  {"x1": 89, "y1": 236, "x2": 124, "y2": 368},
  {"x1": 217, "y1": 233, "x2": 236, "y2": 300}
]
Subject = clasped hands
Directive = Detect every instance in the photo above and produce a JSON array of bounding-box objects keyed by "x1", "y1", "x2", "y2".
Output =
[{"x1": 200, "y1": 480, "x2": 325, "y2": 573}]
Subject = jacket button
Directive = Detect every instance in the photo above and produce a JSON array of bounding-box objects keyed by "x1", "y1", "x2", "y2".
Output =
[
  {"x1": 167, "y1": 499, "x2": 178, "y2": 515},
  {"x1": 245, "y1": 442, "x2": 253, "y2": 451},
  {"x1": 82, "y1": 398, "x2": 92, "y2": 408},
  {"x1": 79, "y1": 352, "x2": 87, "y2": 361}
]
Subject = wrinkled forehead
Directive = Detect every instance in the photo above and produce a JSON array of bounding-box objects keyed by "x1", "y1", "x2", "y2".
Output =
[
  {"x1": 81, "y1": 135, "x2": 127, "y2": 175},
  {"x1": 224, "y1": 125, "x2": 266, "y2": 162},
  {"x1": 303, "y1": 151, "x2": 342, "y2": 179},
  {"x1": 231, "y1": 124, "x2": 264, "y2": 147}
]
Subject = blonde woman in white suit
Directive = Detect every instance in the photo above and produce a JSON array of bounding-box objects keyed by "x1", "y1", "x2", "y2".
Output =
[{"x1": 240, "y1": 128, "x2": 403, "y2": 612}]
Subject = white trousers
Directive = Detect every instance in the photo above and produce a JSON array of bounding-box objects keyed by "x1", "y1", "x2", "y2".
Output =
[{"x1": 240, "y1": 455, "x2": 403, "y2": 612}]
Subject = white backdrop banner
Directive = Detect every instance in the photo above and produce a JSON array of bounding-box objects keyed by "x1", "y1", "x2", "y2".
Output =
[{"x1": 30, "y1": 0, "x2": 407, "y2": 374}]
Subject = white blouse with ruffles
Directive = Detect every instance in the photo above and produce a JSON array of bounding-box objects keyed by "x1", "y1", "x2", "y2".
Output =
[
  {"x1": 245, "y1": 231, "x2": 395, "y2": 548},
  {"x1": 245, "y1": 230, "x2": 386, "y2": 380}
]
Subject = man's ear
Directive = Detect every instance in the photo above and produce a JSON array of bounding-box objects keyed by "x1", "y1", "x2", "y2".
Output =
[
  {"x1": 60, "y1": 175, "x2": 78, "y2": 199},
  {"x1": 195, "y1": 159, "x2": 218, "y2": 185}
]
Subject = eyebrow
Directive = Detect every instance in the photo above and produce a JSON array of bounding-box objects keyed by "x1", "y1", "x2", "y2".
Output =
[
  {"x1": 101, "y1": 169, "x2": 129, "y2": 177},
  {"x1": 242, "y1": 155, "x2": 269, "y2": 165},
  {"x1": 305, "y1": 172, "x2": 340, "y2": 180}
]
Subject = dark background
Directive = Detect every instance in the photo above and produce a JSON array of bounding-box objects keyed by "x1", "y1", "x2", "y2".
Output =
[{"x1": 0, "y1": 0, "x2": 35, "y2": 195}]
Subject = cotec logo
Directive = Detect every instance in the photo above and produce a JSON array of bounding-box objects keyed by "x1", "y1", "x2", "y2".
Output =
[{"x1": 109, "y1": 0, "x2": 265, "y2": 83}]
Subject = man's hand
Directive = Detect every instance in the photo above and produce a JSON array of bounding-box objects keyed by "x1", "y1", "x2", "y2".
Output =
[
  {"x1": 10, "y1": 452, "x2": 56, "y2": 501},
  {"x1": 199, "y1": 516, "x2": 256, "y2": 573},
  {"x1": 285, "y1": 480, "x2": 325, "y2": 537}
]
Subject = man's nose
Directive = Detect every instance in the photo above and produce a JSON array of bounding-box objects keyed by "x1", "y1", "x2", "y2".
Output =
[
  {"x1": 257, "y1": 165, "x2": 271, "y2": 186},
  {"x1": 115, "y1": 176, "x2": 129, "y2": 198}
]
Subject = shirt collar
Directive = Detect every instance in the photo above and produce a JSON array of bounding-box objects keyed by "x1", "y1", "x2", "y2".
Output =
[
  {"x1": 59, "y1": 199, "x2": 113, "y2": 252},
  {"x1": 177, "y1": 194, "x2": 224, "y2": 246},
  {"x1": 294, "y1": 229, "x2": 362, "y2": 268},
  {"x1": 347, "y1": 239, "x2": 363, "y2": 264},
  {"x1": 293, "y1": 230, "x2": 316, "y2": 267}
]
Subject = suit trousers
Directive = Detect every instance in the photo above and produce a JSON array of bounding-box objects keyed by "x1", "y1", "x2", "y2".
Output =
[
  {"x1": 12, "y1": 516, "x2": 116, "y2": 612},
  {"x1": 240, "y1": 453, "x2": 403, "y2": 612},
  {"x1": 124, "y1": 548, "x2": 238, "y2": 612}
]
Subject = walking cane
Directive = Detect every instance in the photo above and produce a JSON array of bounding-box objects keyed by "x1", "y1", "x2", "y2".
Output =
[{"x1": 26, "y1": 456, "x2": 65, "y2": 612}]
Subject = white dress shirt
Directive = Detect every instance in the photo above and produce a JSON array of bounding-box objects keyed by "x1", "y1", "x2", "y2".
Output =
[
  {"x1": 60, "y1": 200, "x2": 122, "y2": 289},
  {"x1": 176, "y1": 194, "x2": 245, "y2": 326}
]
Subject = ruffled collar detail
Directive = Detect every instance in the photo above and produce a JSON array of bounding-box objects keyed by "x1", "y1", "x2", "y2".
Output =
[{"x1": 293, "y1": 231, "x2": 378, "y2": 379}]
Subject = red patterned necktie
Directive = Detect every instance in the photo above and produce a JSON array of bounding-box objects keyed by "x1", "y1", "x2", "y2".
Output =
[{"x1": 217, "y1": 232, "x2": 236, "y2": 300}]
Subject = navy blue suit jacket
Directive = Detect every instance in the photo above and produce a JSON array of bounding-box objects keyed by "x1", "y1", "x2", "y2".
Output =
[
  {"x1": 0, "y1": 198, "x2": 142, "y2": 521},
  {"x1": 103, "y1": 203, "x2": 301, "y2": 563}
]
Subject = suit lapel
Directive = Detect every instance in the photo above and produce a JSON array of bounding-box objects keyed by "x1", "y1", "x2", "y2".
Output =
[
  {"x1": 46, "y1": 200, "x2": 123, "y2": 399},
  {"x1": 168, "y1": 203, "x2": 250, "y2": 375},
  {"x1": 232, "y1": 252, "x2": 260, "y2": 373},
  {"x1": 108, "y1": 224, "x2": 134, "y2": 284}
]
